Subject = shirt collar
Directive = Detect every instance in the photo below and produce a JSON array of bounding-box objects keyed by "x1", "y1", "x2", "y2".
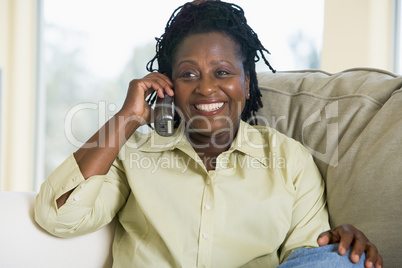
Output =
[
  {"x1": 228, "y1": 120, "x2": 271, "y2": 166},
  {"x1": 138, "y1": 120, "x2": 271, "y2": 166},
  {"x1": 137, "y1": 121, "x2": 193, "y2": 154}
]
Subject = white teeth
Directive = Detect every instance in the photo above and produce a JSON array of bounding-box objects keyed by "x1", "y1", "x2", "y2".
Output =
[{"x1": 195, "y1": 102, "x2": 224, "y2": 112}]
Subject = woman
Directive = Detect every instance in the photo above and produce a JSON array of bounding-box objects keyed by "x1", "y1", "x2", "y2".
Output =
[{"x1": 35, "y1": 1, "x2": 382, "y2": 267}]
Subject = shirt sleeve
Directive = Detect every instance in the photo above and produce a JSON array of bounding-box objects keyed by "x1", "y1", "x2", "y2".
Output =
[
  {"x1": 279, "y1": 145, "x2": 330, "y2": 262},
  {"x1": 34, "y1": 154, "x2": 130, "y2": 238}
]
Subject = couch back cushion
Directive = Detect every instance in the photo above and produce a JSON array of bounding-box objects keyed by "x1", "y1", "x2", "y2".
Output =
[{"x1": 256, "y1": 68, "x2": 402, "y2": 267}]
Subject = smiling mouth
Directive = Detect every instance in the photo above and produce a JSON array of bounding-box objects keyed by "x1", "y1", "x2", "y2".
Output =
[{"x1": 194, "y1": 102, "x2": 225, "y2": 112}]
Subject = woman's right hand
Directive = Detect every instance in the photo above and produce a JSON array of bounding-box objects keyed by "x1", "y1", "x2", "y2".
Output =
[
  {"x1": 57, "y1": 73, "x2": 175, "y2": 209},
  {"x1": 119, "y1": 72, "x2": 175, "y2": 124}
]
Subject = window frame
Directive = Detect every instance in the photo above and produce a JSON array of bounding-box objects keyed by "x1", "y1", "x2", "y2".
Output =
[{"x1": 395, "y1": 0, "x2": 402, "y2": 74}]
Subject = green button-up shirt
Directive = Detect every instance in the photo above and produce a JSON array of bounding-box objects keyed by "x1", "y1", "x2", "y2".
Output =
[{"x1": 35, "y1": 120, "x2": 329, "y2": 268}]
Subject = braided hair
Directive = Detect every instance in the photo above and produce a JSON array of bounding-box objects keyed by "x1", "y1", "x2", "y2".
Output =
[{"x1": 146, "y1": 0, "x2": 275, "y2": 126}]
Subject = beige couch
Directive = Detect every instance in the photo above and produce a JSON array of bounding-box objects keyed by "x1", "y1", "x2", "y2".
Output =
[
  {"x1": 0, "y1": 191, "x2": 115, "y2": 268},
  {"x1": 0, "y1": 68, "x2": 401, "y2": 267},
  {"x1": 257, "y1": 68, "x2": 402, "y2": 267}
]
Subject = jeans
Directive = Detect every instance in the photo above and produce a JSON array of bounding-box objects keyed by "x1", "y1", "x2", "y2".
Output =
[{"x1": 278, "y1": 244, "x2": 367, "y2": 268}]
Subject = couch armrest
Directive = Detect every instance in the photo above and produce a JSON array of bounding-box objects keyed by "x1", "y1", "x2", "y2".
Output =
[{"x1": 0, "y1": 191, "x2": 115, "y2": 268}]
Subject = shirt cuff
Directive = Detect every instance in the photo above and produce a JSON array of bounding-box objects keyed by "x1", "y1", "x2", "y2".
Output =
[{"x1": 46, "y1": 154, "x2": 105, "y2": 208}]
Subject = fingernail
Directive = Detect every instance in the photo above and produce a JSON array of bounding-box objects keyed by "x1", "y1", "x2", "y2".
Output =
[{"x1": 352, "y1": 254, "x2": 360, "y2": 263}]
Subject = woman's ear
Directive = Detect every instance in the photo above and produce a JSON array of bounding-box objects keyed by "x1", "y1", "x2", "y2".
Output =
[{"x1": 245, "y1": 73, "x2": 250, "y2": 99}]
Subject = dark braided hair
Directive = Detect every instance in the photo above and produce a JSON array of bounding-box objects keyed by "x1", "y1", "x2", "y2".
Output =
[{"x1": 146, "y1": 0, "x2": 275, "y2": 126}]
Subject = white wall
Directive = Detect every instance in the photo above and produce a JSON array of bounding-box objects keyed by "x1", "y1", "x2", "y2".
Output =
[
  {"x1": 321, "y1": 0, "x2": 395, "y2": 73},
  {"x1": 0, "y1": 0, "x2": 37, "y2": 191}
]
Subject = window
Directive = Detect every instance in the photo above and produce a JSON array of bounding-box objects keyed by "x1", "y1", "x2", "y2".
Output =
[{"x1": 35, "y1": 0, "x2": 325, "y2": 189}]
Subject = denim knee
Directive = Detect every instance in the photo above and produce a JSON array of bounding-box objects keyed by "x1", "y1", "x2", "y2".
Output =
[{"x1": 277, "y1": 244, "x2": 367, "y2": 268}]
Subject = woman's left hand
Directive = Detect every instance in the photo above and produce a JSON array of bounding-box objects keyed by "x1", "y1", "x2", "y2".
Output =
[{"x1": 317, "y1": 224, "x2": 382, "y2": 268}]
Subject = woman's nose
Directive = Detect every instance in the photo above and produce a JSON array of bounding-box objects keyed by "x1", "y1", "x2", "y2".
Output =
[{"x1": 195, "y1": 77, "x2": 218, "y2": 96}]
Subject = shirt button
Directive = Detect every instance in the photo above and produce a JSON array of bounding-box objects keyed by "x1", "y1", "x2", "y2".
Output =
[
  {"x1": 202, "y1": 233, "x2": 209, "y2": 239},
  {"x1": 204, "y1": 204, "x2": 211, "y2": 211},
  {"x1": 80, "y1": 183, "x2": 86, "y2": 188},
  {"x1": 206, "y1": 179, "x2": 211, "y2": 185},
  {"x1": 73, "y1": 195, "x2": 80, "y2": 201}
]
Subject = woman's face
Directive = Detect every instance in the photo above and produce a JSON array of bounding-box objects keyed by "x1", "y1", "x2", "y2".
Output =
[{"x1": 171, "y1": 31, "x2": 250, "y2": 139}]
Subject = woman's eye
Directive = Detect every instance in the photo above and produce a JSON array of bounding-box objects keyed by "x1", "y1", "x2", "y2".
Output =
[
  {"x1": 217, "y1": 70, "x2": 230, "y2": 76},
  {"x1": 181, "y1": 72, "x2": 196, "y2": 78}
]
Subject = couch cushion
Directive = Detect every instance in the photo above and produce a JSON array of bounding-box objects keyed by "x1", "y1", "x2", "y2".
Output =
[
  {"x1": 0, "y1": 191, "x2": 115, "y2": 268},
  {"x1": 256, "y1": 68, "x2": 402, "y2": 267}
]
